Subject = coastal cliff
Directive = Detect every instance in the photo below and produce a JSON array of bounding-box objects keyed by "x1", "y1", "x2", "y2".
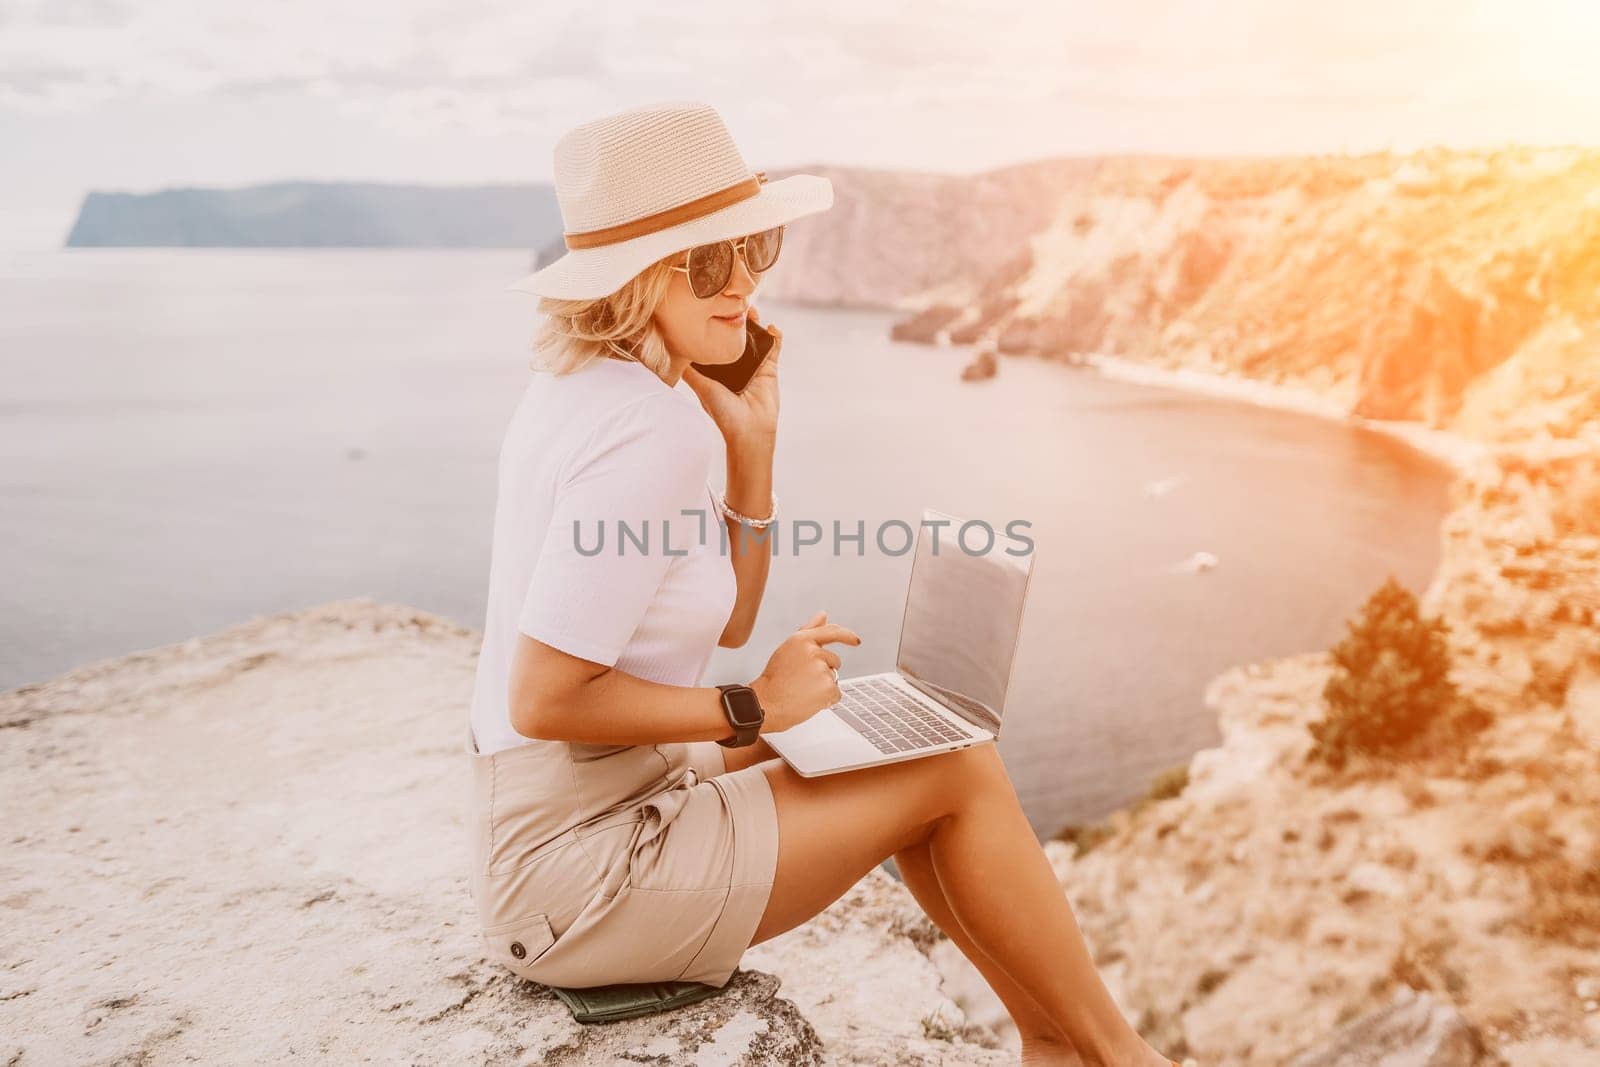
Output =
[
  {"x1": 868, "y1": 148, "x2": 1600, "y2": 446},
  {"x1": 925, "y1": 444, "x2": 1600, "y2": 1064}
]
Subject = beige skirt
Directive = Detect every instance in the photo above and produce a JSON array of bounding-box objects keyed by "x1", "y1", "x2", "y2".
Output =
[{"x1": 465, "y1": 727, "x2": 780, "y2": 989}]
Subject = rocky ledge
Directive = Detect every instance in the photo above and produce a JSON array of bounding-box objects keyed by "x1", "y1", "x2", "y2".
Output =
[{"x1": 0, "y1": 601, "x2": 1009, "y2": 1065}]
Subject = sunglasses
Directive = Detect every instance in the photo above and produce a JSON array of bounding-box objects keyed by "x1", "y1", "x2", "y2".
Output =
[{"x1": 669, "y1": 225, "x2": 785, "y2": 299}]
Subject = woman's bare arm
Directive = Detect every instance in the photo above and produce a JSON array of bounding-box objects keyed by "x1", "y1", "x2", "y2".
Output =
[
  {"x1": 717, "y1": 440, "x2": 774, "y2": 647},
  {"x1": 680, "y1": 308, "x2": 783, "y2": 649},
  {"x1": 510, "y1": 632, "x2": 738, "y2": 744},
  {"x1": 509, "y1": 612, "x2": 859, "y2": 745}
]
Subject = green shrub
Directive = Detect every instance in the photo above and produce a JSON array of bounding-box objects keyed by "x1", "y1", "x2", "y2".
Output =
[{"x1": 1309, "y1": 575, "x2": 1470, "y2": 769}]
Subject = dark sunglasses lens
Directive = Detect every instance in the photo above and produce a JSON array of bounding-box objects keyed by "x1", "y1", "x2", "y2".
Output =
[
  {"x1": 687, "y1": 242, "x2": 732, "y2": 298},
  {"x1": 745, "y1": 226, "x2": 783, "y2": 273}
]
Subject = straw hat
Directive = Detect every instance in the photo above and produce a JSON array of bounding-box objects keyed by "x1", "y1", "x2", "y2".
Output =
[{"x1": 507, "y1": 100, "x2": 834, "y2": 300}]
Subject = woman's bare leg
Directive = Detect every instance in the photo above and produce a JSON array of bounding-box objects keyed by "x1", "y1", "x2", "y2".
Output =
[
  {"x1": 894, "y1": 839, "x2": 1084, "y2": 1065},
  {"x1": 723, "y1": 741, "x2": 1077, "y2": 1056},
  {"x1": 749, "y1": 743, "x2": 1170, "y2": 1067}
]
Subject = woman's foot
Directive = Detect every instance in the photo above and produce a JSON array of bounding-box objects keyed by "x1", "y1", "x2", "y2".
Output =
[
  {"x1": 1092, "y1": 1045, "x2": 1181, "y2": 1067},
  {"x1": 1018, "y1": 1036, "x2": 1185, "y2": 1067},
  {"x1": 1018, "y1": 1034, "x2": 1186, "y2": 1067}
]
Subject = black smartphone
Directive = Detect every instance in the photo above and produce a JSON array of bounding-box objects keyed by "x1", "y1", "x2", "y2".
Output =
[{"x1": 690, "y1": 317, "x2": 776, "y2": 394}]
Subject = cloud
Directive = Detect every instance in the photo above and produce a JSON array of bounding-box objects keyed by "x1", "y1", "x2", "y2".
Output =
[{"x1": 2, "y1": 0, "x2": 1599, "y2": 152}]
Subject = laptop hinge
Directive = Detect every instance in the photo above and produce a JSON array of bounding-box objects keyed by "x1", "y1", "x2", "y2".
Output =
[{"x1": 901, "y1": 672, "x2": 1000, "y2": 736}]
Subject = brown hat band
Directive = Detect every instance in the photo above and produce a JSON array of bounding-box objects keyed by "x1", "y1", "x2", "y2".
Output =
[{"x1": 563, "y1": 171, "x2": 768, "y2": 251}]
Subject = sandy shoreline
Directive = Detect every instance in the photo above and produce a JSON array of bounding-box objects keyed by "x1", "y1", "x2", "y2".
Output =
[{"x1": 1078, "y1": 351, "x2": 1488, "y2": 473}]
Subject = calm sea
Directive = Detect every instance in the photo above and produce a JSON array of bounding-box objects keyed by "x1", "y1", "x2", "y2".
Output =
[{"x1": 0, "y1": 249, "x2": 1453, "y2": 833}]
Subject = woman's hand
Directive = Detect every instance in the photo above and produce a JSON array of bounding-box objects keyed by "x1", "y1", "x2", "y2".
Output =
[
  {"x1": 682, "y1": 304, "x2": 781, "y2": 455},
  {"x1": 749, "y1": 610, "x2": 861, "y2": 732}
]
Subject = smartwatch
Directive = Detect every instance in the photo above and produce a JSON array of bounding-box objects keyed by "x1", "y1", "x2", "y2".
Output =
[{"x1": 714, "y1": 683, "x2": 765, "y2": 748}]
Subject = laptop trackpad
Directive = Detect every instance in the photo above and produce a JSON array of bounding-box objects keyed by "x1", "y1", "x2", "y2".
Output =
[{"x1": 767, "y1": 707, "x2": 870, "y2": 749}]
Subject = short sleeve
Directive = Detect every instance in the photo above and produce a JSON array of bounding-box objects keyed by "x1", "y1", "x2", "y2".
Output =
[{"x1": 517, "y1": 390, "x2": 716, "y2": 666}]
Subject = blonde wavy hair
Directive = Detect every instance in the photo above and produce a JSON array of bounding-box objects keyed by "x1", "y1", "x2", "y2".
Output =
[{"x1": 528, "y1": 252, "x2": 682, "y2": 379}]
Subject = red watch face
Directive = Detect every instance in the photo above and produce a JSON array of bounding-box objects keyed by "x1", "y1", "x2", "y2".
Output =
[{"x1": 724, "y1": 685, "x2": 764, "y2": 727}]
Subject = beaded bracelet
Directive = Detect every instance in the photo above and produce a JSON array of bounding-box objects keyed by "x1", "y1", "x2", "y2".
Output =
[{"x1": 717, "y1": 491, "x2": 778, "y2": 529}]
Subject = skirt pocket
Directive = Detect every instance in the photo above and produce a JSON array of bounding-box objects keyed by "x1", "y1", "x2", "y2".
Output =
[
  {"x1": 568, "y1": 742, "x2": 675, "y2": 821},
  {"x1": 625, "y1": 780, "x2": 731, "y2": 894},
  {"x1": 480, "y1": 910, "x2": 558, "y2": 976}
]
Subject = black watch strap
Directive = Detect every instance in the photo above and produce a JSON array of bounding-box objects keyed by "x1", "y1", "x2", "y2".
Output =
[{"x1": 715, "y1": 683, "x2": 765, "y2": 748}]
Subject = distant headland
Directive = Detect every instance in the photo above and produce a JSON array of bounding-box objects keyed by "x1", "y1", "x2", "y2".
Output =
[{"x1": 64, "y1": 180, "x2": 565, "y2": 251}]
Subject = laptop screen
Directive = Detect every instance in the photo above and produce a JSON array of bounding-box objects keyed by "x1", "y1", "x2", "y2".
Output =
[{"x1": 895, "y1": 508, "x2": 1035, "y2": 735}]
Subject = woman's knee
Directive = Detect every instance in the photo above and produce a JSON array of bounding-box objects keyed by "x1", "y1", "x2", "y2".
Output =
[
  {"x1": 910, "y1": 744, "x2": 1019, "y2": 827},
  {"x1": 762, "y1": 751, "x2": 948, "y2": 855},
  {"x1": 927, "y1": 741, "x2": 1010, "y2": 789},
  {"x1": 783, "y1": 742, "x2": 1005, "y2": 829}
]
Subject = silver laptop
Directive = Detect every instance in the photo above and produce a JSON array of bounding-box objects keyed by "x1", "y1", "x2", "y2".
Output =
[{"x1": 765, "y1": 507, "x2": 1035, "y2": 776}]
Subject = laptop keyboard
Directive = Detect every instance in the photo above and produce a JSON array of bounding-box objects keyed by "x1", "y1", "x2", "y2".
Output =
[{"x1": 833, "y1": 677, "x2": 969, "y2": 754}]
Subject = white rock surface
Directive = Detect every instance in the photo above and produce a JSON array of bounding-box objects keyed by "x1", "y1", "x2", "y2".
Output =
[{"x1": 0, "y1": 600, "x2": 1006, "y2": 1065}]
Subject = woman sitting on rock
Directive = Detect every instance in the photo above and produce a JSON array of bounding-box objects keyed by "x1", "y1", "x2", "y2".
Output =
[{"x1": 466, "y1": 100, "x2": 1180, "y2": 1067}]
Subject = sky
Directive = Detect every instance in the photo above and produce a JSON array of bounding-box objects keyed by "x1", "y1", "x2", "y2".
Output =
[{"x1": 4, "y1": 0, "x2": 1600, "y2": 248}]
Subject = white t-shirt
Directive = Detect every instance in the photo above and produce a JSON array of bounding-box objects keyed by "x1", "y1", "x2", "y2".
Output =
[{"x1": 468, "y1": 356, "x2": 737, "y2": 756}]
